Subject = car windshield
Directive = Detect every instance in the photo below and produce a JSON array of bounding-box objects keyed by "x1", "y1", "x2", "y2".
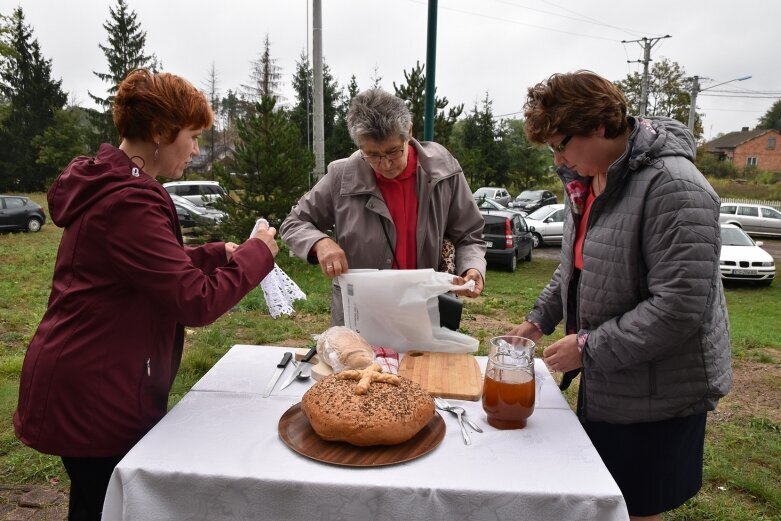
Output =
[
  {"x1": 721, "y1": 227, "x2": 755, "y2": 246},
  {"x1": 517, "y1": 190, "x2": 542, "y2": 201},
  {"x1": 473, "y1": 188, "x2": 493, "y2": 197},
  {"x1": 526, "y1": 206, "x2": 555, "y2": 220}
]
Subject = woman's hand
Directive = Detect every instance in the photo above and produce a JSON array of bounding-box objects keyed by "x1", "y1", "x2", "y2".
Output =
[
  {"x1": 249, "y1": 221, "x2": 279, "y2": 258},
  {"x1": 506, "y1": 321, "x2": 544, "y2": 343},
  {"x1": 224, "y1": 242, "x2": 239, "y2": 261},
  {"x1": 542, "y1": 334, "x2": 583, "y2": 373},
  {"x1": 313, "y1": 238, "x2": 348, "y2": 278},
  {"x1": 453, "y1": 268, "x2": 484, "y2": 298}
]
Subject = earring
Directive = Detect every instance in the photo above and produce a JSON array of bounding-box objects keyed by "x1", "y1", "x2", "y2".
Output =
[{"x1": 154, "y1": 142, "x2": 159, "y2": 161}]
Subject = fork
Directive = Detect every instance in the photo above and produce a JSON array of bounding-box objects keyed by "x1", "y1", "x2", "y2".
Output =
[{"x1": 434, "y1": 397, "x2": 479, "y2": 445}]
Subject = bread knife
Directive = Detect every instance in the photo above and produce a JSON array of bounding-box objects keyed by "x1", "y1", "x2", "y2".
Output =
[{"x1": 263, "y1": 352, "x2": 292, "y2": 397}]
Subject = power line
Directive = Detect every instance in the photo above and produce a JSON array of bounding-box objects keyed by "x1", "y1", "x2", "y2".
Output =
[
  {"x1": 407, "y1": 0, "x2": 619, "y2": 42},
  {"x1": 700, "y1": 93, "x2": 781, "y2": 99},
  {"x1": 495, "y1": 0, "x2": 653, "y2": 38}
]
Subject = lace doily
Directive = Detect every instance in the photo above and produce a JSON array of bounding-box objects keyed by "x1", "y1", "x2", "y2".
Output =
[{"x1": 250, "y1": 219, "x2": 306, "y2": 318}]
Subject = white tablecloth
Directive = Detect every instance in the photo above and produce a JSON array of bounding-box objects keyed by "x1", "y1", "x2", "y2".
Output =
[{"x1": 104, "y1": 345, "x2": 629, "y2": 521}]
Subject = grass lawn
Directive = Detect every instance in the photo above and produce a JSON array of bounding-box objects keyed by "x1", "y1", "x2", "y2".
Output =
[{"x1": 1, "y1": 192, "x2": 780, "y2": 520}]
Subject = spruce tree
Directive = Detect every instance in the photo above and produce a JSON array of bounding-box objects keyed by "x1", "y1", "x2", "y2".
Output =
[
  {"x1": 0, "y1": 7, "x2": 66, "y2": 191},
  {"x1": 241, "y1": 35, "x2": 283, "y2": 110},
  {"x1": 290, "y1": 51, "x2": 343, "y2": 164},
  {"x1": 393, "y1": 60, "x2": 462, "y2": 144},
  {"x1": 215, "y1": 96, "x2": 313, "y2": 240},
  {"x1": 89, "y1": 0, "x2": 158, "y2": 146},
  {"x1": 328, "y1": 75, "x2": 360, "y2": 161}
]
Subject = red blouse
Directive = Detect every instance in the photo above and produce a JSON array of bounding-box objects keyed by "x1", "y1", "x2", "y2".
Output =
[
  {"x1": 375, "y1": 145, "x2": 418, "y2": 269},
  {"x1": 574, "y1": 186, "x2": 597, "y2": 270}
]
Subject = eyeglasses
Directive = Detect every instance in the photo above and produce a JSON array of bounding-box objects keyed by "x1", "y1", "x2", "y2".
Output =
[
  {"x1": 360, "y1": 146, "x2": 405, "y2": 165},
  {"x1": 547, "y1": 135, "x2": 573, "y2": 154}
]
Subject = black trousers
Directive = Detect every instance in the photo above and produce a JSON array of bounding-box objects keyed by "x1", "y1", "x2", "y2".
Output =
[{"x1": 61, "y1": 456, "x2": 124, "y2": 521}]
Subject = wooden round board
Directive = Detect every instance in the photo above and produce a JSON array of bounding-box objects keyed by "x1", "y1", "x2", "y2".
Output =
[{"x1": 278, "y1": 403, "x2": 445, "y2": 467}]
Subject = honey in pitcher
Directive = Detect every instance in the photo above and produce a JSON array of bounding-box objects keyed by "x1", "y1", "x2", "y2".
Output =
[{"x1": 482, "y1": 369, "x2": 535, "y2": 429}]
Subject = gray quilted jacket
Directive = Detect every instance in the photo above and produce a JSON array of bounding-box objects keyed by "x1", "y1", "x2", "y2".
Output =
[{"x1": 527, "y1": 117, "x2": 732, "y2": 424}]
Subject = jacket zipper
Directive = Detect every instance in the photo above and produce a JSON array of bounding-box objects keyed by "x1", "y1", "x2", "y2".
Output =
[
  {"x1": 573, "y1": 184, "x2": 606, "y2": 421},
  {"x1": 145, "y1": 358, "x2": 151, "y2": 377}
]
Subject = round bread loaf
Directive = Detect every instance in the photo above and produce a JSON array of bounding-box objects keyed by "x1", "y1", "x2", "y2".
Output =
[{"x1": 301, "y1": 372, "x2": 434, "y2": 446}]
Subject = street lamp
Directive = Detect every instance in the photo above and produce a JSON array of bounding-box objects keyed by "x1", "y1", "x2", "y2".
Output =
[{"x1": 688, "y1": 75, "x2": 752, "y2": 132}]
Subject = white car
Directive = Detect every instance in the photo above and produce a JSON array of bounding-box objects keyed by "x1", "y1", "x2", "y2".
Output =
[
  {"x1": 163, "y1": 180, "x2": 227, "y2": 207},
  {"x1": 524, "y1": 204, "x2": 566, "y2": 247},
  {"x1": 719, "y1": 224, "x2": 775, "y2": 286}
]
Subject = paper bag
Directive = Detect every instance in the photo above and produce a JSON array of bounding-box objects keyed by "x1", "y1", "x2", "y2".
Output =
[{"x1": 337, "y1": 269, "x2": 478, "y2": 353}]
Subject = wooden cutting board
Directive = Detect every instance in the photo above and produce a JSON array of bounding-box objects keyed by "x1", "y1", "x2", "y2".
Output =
[{"x1": 398, "y1": 351, "x2": 483, "y2": 401}]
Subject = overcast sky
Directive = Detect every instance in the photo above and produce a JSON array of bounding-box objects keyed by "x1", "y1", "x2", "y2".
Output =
[{"x1": 4, "y1": 0, "x2": 780, "y2": 141}]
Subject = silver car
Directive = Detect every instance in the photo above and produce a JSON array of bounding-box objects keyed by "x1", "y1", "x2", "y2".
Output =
[
  {"x1": 473, "y1": 187, "x2": 512, "y2": 207},
  {"x1": 719, "y1": 203, "x2": 781, "y2": 238},
  {"x1": 524, "y1": 204, "x2": 566, "y2": 248}
]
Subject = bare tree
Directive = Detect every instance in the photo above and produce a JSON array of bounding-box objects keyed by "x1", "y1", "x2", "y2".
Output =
[
  {"x1": 202, "y1": 62, "x2": 219, "y2": 177},
  {"x1": 241, "y1": 34, "x2": 283, "y2": 108}
]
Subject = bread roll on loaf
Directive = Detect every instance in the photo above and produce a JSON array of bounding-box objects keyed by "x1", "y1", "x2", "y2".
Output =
[{"x1": 316, "y1": 326, "x2": 375, "y2": 372}]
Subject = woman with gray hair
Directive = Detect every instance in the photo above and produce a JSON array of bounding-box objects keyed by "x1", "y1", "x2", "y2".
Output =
[{"x1": 281, "y1": 88, "x2": 486, "y2": 326}]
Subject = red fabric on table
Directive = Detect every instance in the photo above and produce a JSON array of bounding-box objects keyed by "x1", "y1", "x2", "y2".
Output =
[{"x1": 372, "y1": 346, "x2": 400, "y2": 374}]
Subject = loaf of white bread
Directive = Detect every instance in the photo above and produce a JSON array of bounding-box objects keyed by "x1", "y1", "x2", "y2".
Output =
[
  {"x1": 301, "y1": 364, "x2": 435, "y2": 446},
  {"x1": 316, "y1": 326, "x2": 375, "y2": 373}
]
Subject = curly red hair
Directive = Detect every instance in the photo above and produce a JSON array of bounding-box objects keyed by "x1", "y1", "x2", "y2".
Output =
[
  {"x1": 523, "y1": 70, "x2": 628, "y2": 144},
  {"x1": 113, "y1": 69, "x2": 213, "y2": 144}
]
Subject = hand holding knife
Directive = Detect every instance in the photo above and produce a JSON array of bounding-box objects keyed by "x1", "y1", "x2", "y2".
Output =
[{"x1": 262, "y1": 352, "x2": 292, "y2": 398}]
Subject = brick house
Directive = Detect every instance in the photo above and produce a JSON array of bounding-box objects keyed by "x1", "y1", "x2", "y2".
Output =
[{"x1": 704, "y1": 127, "x2": 781, "y2": 173}]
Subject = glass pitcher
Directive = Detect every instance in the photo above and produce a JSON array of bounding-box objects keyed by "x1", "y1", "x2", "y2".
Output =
[{"x1": 482, "y1": 336, "x2": 536, "y2": 429}]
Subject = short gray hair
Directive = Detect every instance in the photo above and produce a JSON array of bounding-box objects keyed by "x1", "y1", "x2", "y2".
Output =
[{"x1": 347, "y1": 89, "x2": 412, "y2": 146}]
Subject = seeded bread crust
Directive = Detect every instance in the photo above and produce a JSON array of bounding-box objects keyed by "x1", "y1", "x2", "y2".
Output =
[{"x1": 301, "y1": 375, "x2": 434, "y2": 446}]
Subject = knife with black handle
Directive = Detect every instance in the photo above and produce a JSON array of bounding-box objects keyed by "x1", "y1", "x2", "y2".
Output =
[{"x1": 262, "y1": 352, "x2": 292, "y2": 397}]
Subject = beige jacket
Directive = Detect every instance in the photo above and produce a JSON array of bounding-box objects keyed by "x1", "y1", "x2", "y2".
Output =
[{"x1": 280, "y1": 139, "x2": 486, "y2": 325}]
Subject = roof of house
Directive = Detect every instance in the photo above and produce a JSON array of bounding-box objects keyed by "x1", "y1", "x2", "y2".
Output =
[{"x1": 705, "y1": 128, "x2": 777, "y2": 151}]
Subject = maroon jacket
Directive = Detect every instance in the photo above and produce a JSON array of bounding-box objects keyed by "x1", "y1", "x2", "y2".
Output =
[{"x1": 14, "y1": 144, "x2": 274, "y2": 457}]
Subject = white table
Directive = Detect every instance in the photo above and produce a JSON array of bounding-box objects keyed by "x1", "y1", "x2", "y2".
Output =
[{"x1": 103, "y1": 345, "x2": 629, "y2": 521}]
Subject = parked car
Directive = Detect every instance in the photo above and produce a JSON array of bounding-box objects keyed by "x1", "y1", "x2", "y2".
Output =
[
  {"x1": 719, "y1": 224, "x2": 775, "y2": 286},
  {"x1": 473, "y1": 187, "x2": 512, "y2": 207},
  {"x1": 480, "y1": 209, "x2": 534, "y2": 272},
  {"x1": 163, "y1": 180, "x2": 227, "y2": 207},
  {"x1": 0, "y1": 195, "x2": 46, "y2": 232},
  {"x1": 170, "y1": 194, "x2": 225, "y2": 233},
  {"x1": 524, "y1": 204, "x2": 566, "y2": 247},
  {"x1": 509, "y1": 189, "x2": 558, "y2": 213},
  {"x1": 476, "y1": 198, "x2": 527, "y2": 216},
  {"x1": 719, "y1": 202, "x2": 781, "y2": 238}
]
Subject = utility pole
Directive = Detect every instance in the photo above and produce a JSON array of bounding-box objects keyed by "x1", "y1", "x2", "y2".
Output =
[
  {"x1": 423, "y1": 0, "x2": 438, "y2": 141},
  {"x1": 687, "y1": 76, "x2": 701, "y2": 132},
  {"x1": 687, "y1": 75, "x2": 752, "y2": 132},
  {"x1": 622, "y1": 35, "x2": 671, "y2": 115},
  {"x1": 312, "y1": 0, "x2": 325, "y2": 184}
]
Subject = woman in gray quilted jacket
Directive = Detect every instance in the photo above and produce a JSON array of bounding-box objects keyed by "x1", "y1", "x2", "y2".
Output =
[{"x1": 508, "y1": 70, "x2": 731, "y2": 521}]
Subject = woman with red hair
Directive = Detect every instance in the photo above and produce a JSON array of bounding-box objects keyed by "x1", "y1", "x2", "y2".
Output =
[{"x1": 14, "y1": 69, "x2": 279, "y2": 520}]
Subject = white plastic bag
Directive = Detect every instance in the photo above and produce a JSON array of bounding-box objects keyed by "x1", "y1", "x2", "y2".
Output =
[{"x1": 337, "y1": 269, "x2": 478, "y2": 353}]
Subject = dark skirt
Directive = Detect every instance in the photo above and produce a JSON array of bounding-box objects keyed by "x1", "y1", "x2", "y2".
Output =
[{"x1": 582, "y1": 412, "x2": 707, "y2": 517}]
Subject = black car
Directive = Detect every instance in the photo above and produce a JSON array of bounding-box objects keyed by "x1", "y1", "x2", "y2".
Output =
[
  {"x1": 0, "y1": 195, "x2": 46, "y2": 232},
  {"x1": 480, "y1": 209, "x2": 534, "y2": 272},
  {"x1": 509, "y1": 189, "x2": 557, "y2": 213}
]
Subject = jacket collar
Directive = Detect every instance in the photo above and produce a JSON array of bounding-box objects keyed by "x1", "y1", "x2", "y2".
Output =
[{"x1": 339, "y1": 139, "x2": 459, "y2": 196}]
